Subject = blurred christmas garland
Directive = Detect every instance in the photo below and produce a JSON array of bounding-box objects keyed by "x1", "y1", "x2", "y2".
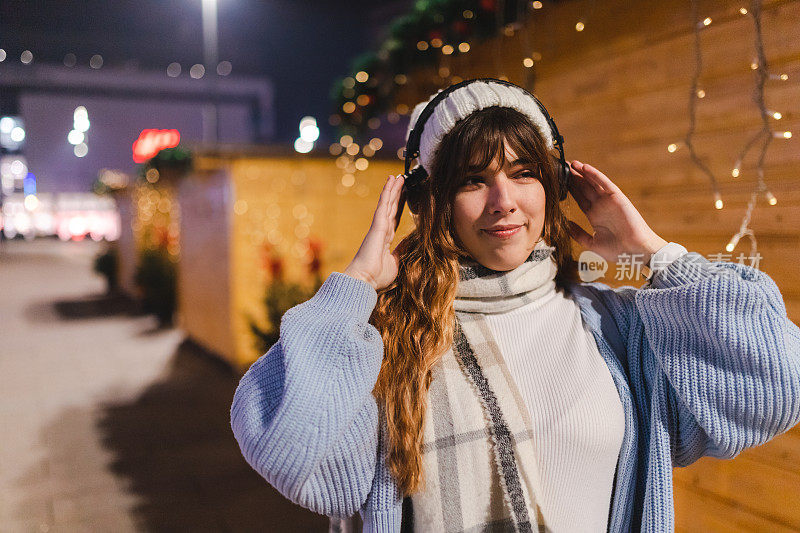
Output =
[{"x1": 330, "y1": 0, "x2": 535, "y2": 137}]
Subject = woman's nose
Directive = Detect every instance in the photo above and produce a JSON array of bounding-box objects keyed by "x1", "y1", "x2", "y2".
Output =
[{"x1": 487, "y1": 178, "x2": 516, "y2": 214}]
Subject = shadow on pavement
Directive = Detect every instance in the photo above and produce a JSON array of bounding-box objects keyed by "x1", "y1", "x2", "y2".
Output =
[{"x1": 18, "y1": 338, "x2": 330, "y2": 532}]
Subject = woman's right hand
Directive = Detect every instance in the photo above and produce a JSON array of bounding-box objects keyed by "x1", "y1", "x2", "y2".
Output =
[{"x1": 343, "y1": 174, "x2": 405, "y2": 291}]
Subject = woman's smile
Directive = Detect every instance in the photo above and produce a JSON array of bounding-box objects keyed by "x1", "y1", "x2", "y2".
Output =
[{"x1": 482, "y1": 225, "x2": 523, "y2": 239}]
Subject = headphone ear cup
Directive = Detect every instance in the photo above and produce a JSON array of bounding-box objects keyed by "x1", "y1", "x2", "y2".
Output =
[
  {"x1": 558, "y1": 159, "x2": 571, "y2": 201},
  {"x1": 550, "y1": 154, "x2": 570, "y2": 201}
]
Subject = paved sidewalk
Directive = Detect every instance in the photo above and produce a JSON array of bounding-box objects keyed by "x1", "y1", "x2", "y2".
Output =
[{"x1": 0, "y1": 238, "x2": 329, "y2": 532}]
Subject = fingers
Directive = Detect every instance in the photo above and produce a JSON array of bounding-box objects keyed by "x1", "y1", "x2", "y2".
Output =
[
  {"x1": 373, "y1": 175, "x2": 397, "y2": 224},
  {"x1": 373, "y1": 175, "x2": 404, "y2": 241},
  {"x1": 567, "y1": 220, "x2": 593, "y2": 248},
  {"x1": 569, "y1": 179, "x2": 593, "y2": 213},
  {"x1": 570, "y1": 161, "x2": 607, "y2": 194},
  {"x1": 568, "y1": 163, "x2": 600, "y2": 205},
  {"x1": 571, "y1": 160, "x2": 622, "y2": 195},
  {"x1": 387, "y1": 175, "x2": 403, "y2": 222}
]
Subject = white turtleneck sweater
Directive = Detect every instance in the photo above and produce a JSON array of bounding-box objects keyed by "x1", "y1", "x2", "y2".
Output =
[{"x1": 483, "y1": 242, "x2": 688, "y2": 532}]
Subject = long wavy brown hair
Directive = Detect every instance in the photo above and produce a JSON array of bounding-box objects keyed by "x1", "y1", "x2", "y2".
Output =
[{"x1": 369, "y1": 105, "x2": 579, "y2": 496}]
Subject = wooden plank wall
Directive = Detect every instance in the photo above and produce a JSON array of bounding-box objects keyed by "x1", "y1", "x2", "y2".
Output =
[{"x1": 394, "y1": 0, "x2": 800, "y2": 530}]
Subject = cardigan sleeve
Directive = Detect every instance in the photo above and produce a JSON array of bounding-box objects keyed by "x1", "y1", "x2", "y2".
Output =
[
  {"x1": 632, "y1": 252, "x2": 800, "y2": 466},
  {"x1": 230, "y1": 272, "x2": 384, "y2": 518}
]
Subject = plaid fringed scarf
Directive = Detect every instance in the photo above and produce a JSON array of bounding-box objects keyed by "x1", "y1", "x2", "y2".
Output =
[{"x1": 409, "y1": 239, "x2": 557, "y2": 533}]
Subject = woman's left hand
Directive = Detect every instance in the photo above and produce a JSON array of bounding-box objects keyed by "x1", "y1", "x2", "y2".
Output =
[{"x1": 566, "y1": 160, "x2": 668, "y2": 266}]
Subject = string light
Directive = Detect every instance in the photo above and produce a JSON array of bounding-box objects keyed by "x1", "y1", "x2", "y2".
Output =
[
  {"x1": 531, "y1": 1, "x2": 543, "y2": 9},
  {"x1": 765, "y1": 191, "x2": 777, "y2": 205},
  {"x1": 667, "y1": 143, "x2": 679, "y2": 153},
  {"x1": 739, "y1": 7, "x2": 748, "y2": 14},
  {"x1": 696, "y1": 89, "x2": 706, "y2": 98},
  {"x1": 458, "y1": 42, "x2": 470, "y2": 53},
  {"x1": 775, "y1": 131, "x2": 792, "y2": 138},
  {"x1": 714, "y1": 192, "x2": 723, "y2": 210},
  {"x1": 575, "y1": 21, "x2": 585, "y2": 31}
]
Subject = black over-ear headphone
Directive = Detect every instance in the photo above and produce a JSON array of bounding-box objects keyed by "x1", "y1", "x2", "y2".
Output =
[{"x1": 395, "y1": 77, "x2": 571, "y2": 230}]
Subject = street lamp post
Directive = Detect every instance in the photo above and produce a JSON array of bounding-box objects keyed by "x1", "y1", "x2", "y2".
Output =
[{"x1": 201, "y1": 0, "x2": 219, "y2": 143}]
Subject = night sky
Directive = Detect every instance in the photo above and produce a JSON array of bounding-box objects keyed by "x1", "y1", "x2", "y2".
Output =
[{"x1": 0, "y1": 0, "x2": 413, "y2": 145}]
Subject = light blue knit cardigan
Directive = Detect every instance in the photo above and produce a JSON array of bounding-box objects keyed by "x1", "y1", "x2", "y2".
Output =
[{"x1": 230, "y1": 252, "x2": 800, "y2": 532}]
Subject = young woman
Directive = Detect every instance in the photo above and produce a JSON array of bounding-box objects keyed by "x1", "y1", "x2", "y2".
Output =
[{"x1": 230, "y1": 79, "x2": 800, "y2": 533}]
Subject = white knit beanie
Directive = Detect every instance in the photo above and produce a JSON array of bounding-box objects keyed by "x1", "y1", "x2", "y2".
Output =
[{"x1": 404, "y1": 80, "x2": 555, "y2": 173}]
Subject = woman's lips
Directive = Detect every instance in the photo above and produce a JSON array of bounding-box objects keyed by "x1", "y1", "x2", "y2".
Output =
[{"x1": 482, "y1": 226, "x2": 522, "y2": 238}]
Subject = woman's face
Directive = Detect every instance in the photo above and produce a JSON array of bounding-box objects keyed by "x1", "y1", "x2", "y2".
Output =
[{"x1": 452, "y1": 141, "x2": 546, "y2": 271}]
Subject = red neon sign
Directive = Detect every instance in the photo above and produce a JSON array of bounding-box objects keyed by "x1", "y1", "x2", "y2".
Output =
[{"x1": 132, "y1": 129, "x2": 181, "y2": 163}]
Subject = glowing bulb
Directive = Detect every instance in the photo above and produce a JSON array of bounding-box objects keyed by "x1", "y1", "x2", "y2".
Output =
[
  {"x1": 575, "y1": 21, "x2": 585, "y2": 31},
  {"x1": 355, "y1": 71, "x2": 369, "y2": 83},
  {"x1": 523, "y1": 57, "x2": 535, "y2": 68},
  {"x1": 217, "y1": 60, "x2": 232, "y2": 76},
  {"x1": 775, "y1": 131, "x2": 792, "y2": 139},
  {"x1": 667, "y1": 143, "x2": 678, "y2": 153},
  {"x1": 74, "y1": 142, "x2": 88, "y2": 158},
  {"x1": 765, "y1": 191, "x2": 777, "y2": 205},
  {"x1": 772, "y1": 112, "x2": 782, "y2": 120},
  {"x1": 731, "y1": 167, "x2": 740, "y2": 178},
  {"x1": 189, "y1": 64, "x2": 205, "y2": 79},
  {"x1": 739, "y1": 7, "x2": 748, "y2": 14},
  {"x1": 780, "y1": 73, "x2": 789, "y2": 81},
  {"x1": 417, "y1": 41, "x2": 429, "y2": 51},
  {"x1": 342, "y1": 102, "x2": 356, "y2": 113},
  {"x1": 697, "y1": 89, "x2": 706, "y2": 98},
  {"x1": 166, "y1": 62, "x2": 181, "y2": 77},
  {"x1": 294, "y1": 137, "x2": 313, "y2": 153},
  {"x1": 67, "y1": 130, "x2": 84, "y2": 145},
  {"x1": 714, "y1": 192, "x2": 723, "y2": 210},
  {"x1": 10, "y1": 127, "x2": 25, "y2": 142},
  {"x1": 703, "y1": 17, "x2": 712, "y2": 26},
  {"x1": 726, "y1": 233, "x2": 741, "y2": 252},
  {"x1": 299, "y1": 116, "x2": 317, "y2": 131},
  {"x1": 300, "y1": 124, "x2": 319, "y2": 143},
  {"x1": 532, "y1": 0, "x2": 543, "y2": 8},
  {"x1": 442, "y1": 45, "x2": 454, "y2": 55},
  {"x1": 458, "y1": 42, "x2": 470, "y2": 53},
  {"x1": 24, "y1": 194, "x2": 39, "y2": 211}
]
